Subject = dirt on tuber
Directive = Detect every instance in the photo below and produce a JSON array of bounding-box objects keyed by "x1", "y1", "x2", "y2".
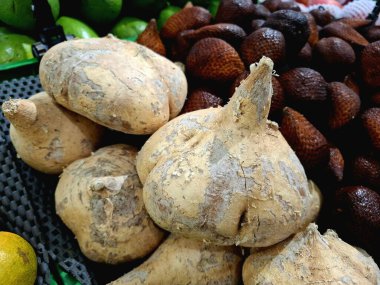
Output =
[
  {"x1": 108, "y1": 235, "x2": 243, "y2": 285},
  {"x1": 2, "y1": 92, "x2": 104, "y2": 174},
  {"x1": 39, "y1": 35, "x2": 187, "y2": 135},
  {"x1": 55, "y1": 144, "x2": 165, "y2": 264}
]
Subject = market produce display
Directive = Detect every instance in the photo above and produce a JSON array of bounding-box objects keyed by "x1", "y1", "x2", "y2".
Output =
[{"x1": 1, "y1": 0, "x2": 380, "y2": 284}]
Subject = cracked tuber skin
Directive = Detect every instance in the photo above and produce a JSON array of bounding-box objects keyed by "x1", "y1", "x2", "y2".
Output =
[
  {"x1": 39, "y1": 35, "x2": 187, "y2": 135},
  {"x1": 136, "y1": 57, "x2": 321, "y2": 247},
  {"x1": 243, "y1": 223, "x2": 380, "y2": 284},
  {"x1": 107, "y1": 235, "x2": 243, "y2": 285},
  {"x1": 1, "y1": 92, "x2": 104, "y2": 174},
  {"x1": 55, "y1": 144, "x2": 165, "y2": 264}
]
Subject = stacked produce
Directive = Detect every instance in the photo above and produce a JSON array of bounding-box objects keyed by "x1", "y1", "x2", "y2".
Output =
[
  {"x1": 2, "y1": 0, "x2": 380, "y2": 284},
  {"x1": 141, "y1": 0, "x2": 380, "y2": 264}
]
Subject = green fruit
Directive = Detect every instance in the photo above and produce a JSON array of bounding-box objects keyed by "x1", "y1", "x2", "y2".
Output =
[
  {"x1": 80, "y1": 0, "x2": 123, "y2": 24},
  {"x1": 56, "y1": 16, "x2": 98, "y2": 39},
  {"x1": 110, "y1": 17, "x2": 147, "y2": 39},
  {"x1": 208, "y1": 0, "x2": 220, "y2": 17},
  {"x1": 0, "y1": 33, "x2": 35, "y2": 64},
  {"x1": 0, "y1": 0, "x2": 60, "y2": 31},
  {"x1": 157, "y1": 6, "x2": 181, "y2": 30}
]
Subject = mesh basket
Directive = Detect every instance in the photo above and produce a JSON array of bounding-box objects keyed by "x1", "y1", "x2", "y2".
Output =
[{"x1": 0, "y1": 75, "x2": 94, "y2": 285}]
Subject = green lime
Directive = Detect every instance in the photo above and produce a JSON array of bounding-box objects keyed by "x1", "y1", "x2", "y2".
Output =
[
  {"x1": 157, "y1": 6, "x2": 181, "y2": 30},
  {"x1": 0, "y1": 0, "x2": 60, "y2": 31},
  {"x1": 208, "y1": 0, "x2": 220, "y2": 17},
  {"x1": 0, "y1": 34, "x2": 35, "y2": 64},
  {"x1": 110, "y1": 17, "x2": 147, "y2": 39},
  {"x1": 207, "y1": 0, "x2": 220, "y2": 18},
  {"x1": 56, "y1": 16, "x2": 98, "y2": 39},
  {"x1": 80, "y1": 0, "x2": 123, "y2": 24}
]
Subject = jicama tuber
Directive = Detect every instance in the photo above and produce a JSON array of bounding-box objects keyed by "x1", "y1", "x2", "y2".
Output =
[
  {"x1": 136, "y1": 56, "x2": 321, "y2": 247},
  {"x1": 1, "y1": 92, "x2": 104, "y2": 174},
  {"x1": 38, "y1": 35, "x2": 187, "y2": 135},
  {"x1": 243, "y1": 223, "x2": 380, "y2": 284},
  {"x1": 108, "y1": 235, "x2": 243, "y2": 285},
  {"x1": 55, "y1": 144, "x2": 165, "y2": 264}
]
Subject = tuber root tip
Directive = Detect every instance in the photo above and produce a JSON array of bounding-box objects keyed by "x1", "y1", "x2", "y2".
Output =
[
  {"x1": 225, "y1": 56, "x2": 274, "y2": 128},
  {"x1": 2, "y1": 99, "x2": 37, "y2": 127}
]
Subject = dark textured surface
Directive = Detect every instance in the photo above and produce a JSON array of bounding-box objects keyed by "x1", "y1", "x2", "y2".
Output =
[{"x1": 0, "y1": 75, "x2": 94, "y2": 285}]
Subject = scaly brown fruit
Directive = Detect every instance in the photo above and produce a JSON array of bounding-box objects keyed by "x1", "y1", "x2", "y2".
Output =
[
  {"x1": 320, "y1": 21, "x2": 369, "y2": 47},
  {"x1": 215, "y1": 0, "x2": 254, "y2": 27},
  {"x1": 181, "y1": 23, "x2": 247, "y2": 47},
  {"x1": 313, "y1": 37, "x2": 356, "y2": 80},
  {"x1": 137, "y1": 19, "x2": 166, "y2": 57},
  {"x1": 186, "y1": 37, "x2": 244, "y2": 81},
  {"x1": 161, "y1": 6, "x2": 212, "y2": 40},
  {"x1": 263, "y1": 10, "x2": 310, "y2": 57},
  {"x1": 310, "y1": 8, "x2": 335, "y2": 26},
  {"x1": 352, "y1": 155, "x2": 380, "y2": 191},
  {"x1": 280, "y1": 107, "x2": 329, "y2": 170},
  {"x1": 328, "y1": 82, "x2": 361, "y2": 130},
  {"x1": 303, "y1": 12, "x2": 319, "y2": 46},
  {"x1": 280, "y1": 67, "x2": 327, "y2": 104},
  {"x1": 337, "y1": 18, "x2": 372, "y2": 28},
  {"x1": 181, "y1": 88, "x2": 223, "y2": 113},
  {"x1": 240, "y1": 27, "x2": 286, "y2": 67},
  {"x1": 335, "y1": 186, "x2": 380, "y2": 259},
  {"x1": 251, "y1": 19, "x2": 266, "y2": 31},
  {"x1": 360, "y1": 40, "x2": 380, "y2": 88},
  {"x1": 327, "y1": 146, "x2": 345, "y2": 182},
  {"x1": 251, "y1": 4, "x2": 271, "y2": 19},
  {"x1": 361, "y1": 108, "x2": 380, "y2": 152}
]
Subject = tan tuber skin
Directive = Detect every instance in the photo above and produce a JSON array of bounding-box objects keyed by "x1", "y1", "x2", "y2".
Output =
[
  {"x1": 55, "y1": 144, "x2": 165, "y2": 264},
  {"x1": 136, "y1": 57, "x2": 321, "y2": 247},
  {"x1": 39, "y1": 35, "x2": 188, "y2": 135},
  {"x1": 1, "y1": 92, "x2": 104, "y2": 174},
  {"x1": 108, "y1": 235, "x2": 243, "y2": 285},
  {"x1": 243, "y1": 223, "x2": 380, "y2": 284}
]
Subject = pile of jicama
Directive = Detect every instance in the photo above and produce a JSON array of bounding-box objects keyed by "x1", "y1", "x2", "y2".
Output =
[{"x1": 2, "y1": 35, "x2": 380, "y2": 284}]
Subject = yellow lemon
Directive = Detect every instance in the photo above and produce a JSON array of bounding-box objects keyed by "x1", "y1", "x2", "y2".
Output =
[{"x1": 0, "y1": 231, "x2": 37, "y2": 285}]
